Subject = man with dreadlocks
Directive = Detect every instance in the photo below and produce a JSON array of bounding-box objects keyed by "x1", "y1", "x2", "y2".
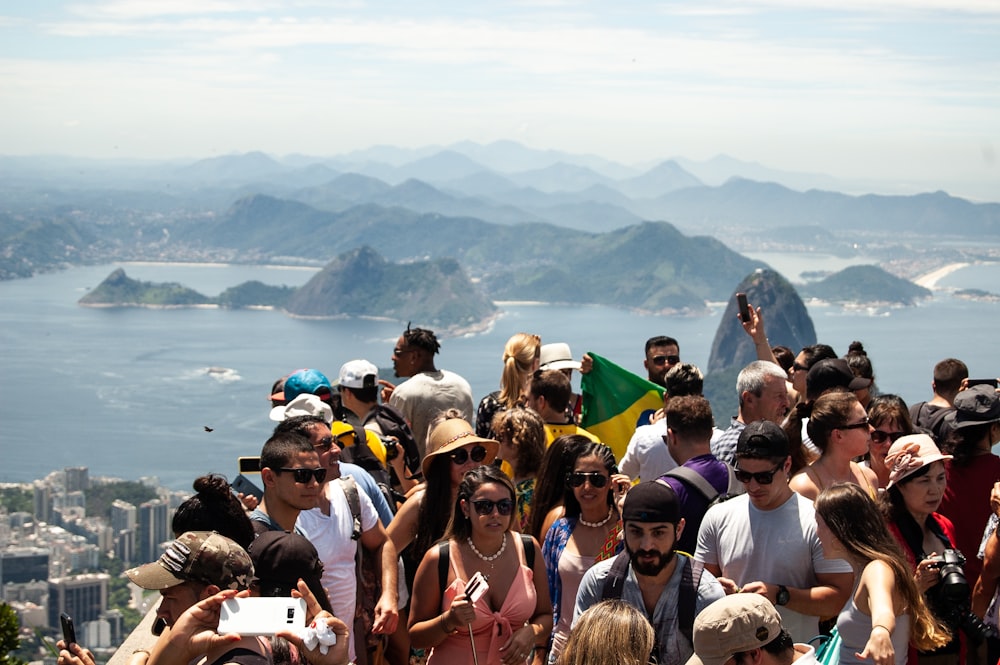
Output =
[{"x1": 383, "y1": 324, "x2": 474, "y2": 458}]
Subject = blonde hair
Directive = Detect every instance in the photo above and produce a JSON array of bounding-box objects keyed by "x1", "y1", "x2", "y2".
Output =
[
  {"x1": 499, "y1": 333, "x2": 541, "y2": 409},
  {"x1": 556, "y1": 600, "x2": 654, "y2": 665}
]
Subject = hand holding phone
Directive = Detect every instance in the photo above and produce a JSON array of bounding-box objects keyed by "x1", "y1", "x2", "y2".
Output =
[
  {"x1": 736, "y1": 293, "x2": 752, "y2": 323},
  {"x1": 218, "y1": 597, "x2": 307, "y2": 636},
  {"x1": 61, "y1": 613, "x2": 77, "y2": 645}
]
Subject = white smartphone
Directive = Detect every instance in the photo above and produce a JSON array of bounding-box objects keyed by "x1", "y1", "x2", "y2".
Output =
[
  {"x1": 464, "y1": 571, "x2": 489, "y2": 603},
  {"x1": 217, "y1": 597, "x2": 307, "y2": 636}
]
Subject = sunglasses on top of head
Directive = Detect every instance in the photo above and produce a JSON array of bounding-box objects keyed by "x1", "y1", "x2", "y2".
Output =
[
  {"x1": 470, "y1": 498, "x2": 514, "y2": 516},
  {"x1": 449, "y1": 444, "x2": 488, "y2": 465},
  {"x1": 276, "y1": 467, "x2": 327, "y2": 484},
  {"x1": 566, "y1": 471, "x2": 609, "y2": 488}
]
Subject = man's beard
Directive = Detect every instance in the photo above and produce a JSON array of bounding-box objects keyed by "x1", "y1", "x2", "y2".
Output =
[{"x1": 627, "y1": 545, "x2": 676, "y2": 576}]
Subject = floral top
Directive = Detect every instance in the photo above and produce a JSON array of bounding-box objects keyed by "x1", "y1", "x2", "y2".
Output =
[{"x1": 515, "y1": 477, "x2": 535, "y2": 533}]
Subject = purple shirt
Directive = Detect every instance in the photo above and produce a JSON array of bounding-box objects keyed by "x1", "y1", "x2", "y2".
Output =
[{"x1": 659, "y1": 453, "x2": 733, "y2": 555}]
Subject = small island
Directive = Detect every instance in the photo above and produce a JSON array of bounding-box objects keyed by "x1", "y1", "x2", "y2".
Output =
[
  {"x1": 800, "y1": 265, "x2": 931, "y2": 306},
  {"x1": 78, "y1": 247, "x2": 497, "y2": 332}
]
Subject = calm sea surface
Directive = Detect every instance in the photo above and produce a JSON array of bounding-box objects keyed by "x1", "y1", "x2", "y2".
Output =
[{"x1": 1, "y1": 258, "x2": 997, "y2": 490}]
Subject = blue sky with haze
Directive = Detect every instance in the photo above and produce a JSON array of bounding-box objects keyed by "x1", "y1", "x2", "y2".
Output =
[{"x1": 1, "y1": 1, "x2": 997, "y2": 198}]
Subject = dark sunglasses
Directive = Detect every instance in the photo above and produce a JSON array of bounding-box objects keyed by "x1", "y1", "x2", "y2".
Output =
[
  {"x1": 733, "y1": 463, "x2": 783, "y2": 485},
  {"x1": 651, "y1": 354, "x2": 680, "y2": 366},
  {"x1": 276, "y1": 467, "x2": 327, "y2": 484},
  {"x1": 837, "y1": 418, "x2": 870, "y2": 431},
  {"x1": 450, "y1": 444, "x2": 488, "y2": 465},
  {"x1": 471, "y1": 498, "x2": 514, "y2": 516},
  {"x1": 312, "y1": 435, "x2": 343, "y2": 452},
  {"x1": 792, "y1": 362, "x2": 808, "y2": 372},
  {"x1": 566, "y1": 471, "x2": 609, "y2": 488},
  {"x1": 871, "y1": 429, "x2": 905, "y2": 444}
]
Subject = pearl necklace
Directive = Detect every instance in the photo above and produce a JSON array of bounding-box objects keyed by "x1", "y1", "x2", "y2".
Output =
[
  {"x1": 578, "y1": 507, "x2": 615, "y2": 528},
  {"x1": 468, "y1": 532, "x2": 507, "y2": 562}
]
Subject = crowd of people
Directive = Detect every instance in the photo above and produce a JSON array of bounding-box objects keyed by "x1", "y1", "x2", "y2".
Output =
[{"x1": 55, "y1": 312, "x2": 1000, "y2": 665}]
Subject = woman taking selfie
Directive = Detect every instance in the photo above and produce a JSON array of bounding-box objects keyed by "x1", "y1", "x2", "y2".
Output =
[
  {"x1": 409, "y1": 465, "x2": 552, "y2": 665},
  {"x1": 815, "y1": 483, "x2": 949, "y2": 665}
]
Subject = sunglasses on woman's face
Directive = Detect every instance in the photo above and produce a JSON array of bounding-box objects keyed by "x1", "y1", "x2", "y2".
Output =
[
  {"x1": 870, "y1": 430, "x2": 905, "y2": 445},
  {"x1": 450, "y1": 444, "x2": 488, "y2": 465},
  {"x1": 566, "y1": 471, "x2": 609, "y2": 488},
  {"x1": 470, "y1": 498, "x2": 514, "y2": 516}
]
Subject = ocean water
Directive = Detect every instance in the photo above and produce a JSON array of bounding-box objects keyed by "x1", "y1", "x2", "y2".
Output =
[{"x1": 0, "y1": 259, "x2": 997, "y2": 490}]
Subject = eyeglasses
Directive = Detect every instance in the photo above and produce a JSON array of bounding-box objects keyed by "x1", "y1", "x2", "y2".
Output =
[
  {"x1": 837, "y1": 418, "x2": 870, "y2": 431},
  {"x1": 566, "y1": 472, "x2": 609, "y2": 488},
  {"x1": 733, "y1": 463, "x2": 784, "y2": 485},
  {"x1": 871, "y1": 430, "x2": 905, "y2": 444},
  {"x1": 792, "y1": 362, "x2": 808, "y2": 372},
  {"x1": 470, "y1": 498, "x2": 514, "y2": 516},
  {"x1": 276, "y1": 467, "x2": 327, "y2": 484},
  {"x1": 312, "y1": 436, "x2": 342, "y2": 452},
  {"x1": 651, "y1": 354, "x2": 680, "y2": 366},
  {"x1": 449, "y1": 444, "x2": 488, "y2": 465}
]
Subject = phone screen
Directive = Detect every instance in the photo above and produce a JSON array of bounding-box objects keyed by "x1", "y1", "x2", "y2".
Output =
[{"x1": 736, "y1": 293, "x2": 751, "y2": 322}]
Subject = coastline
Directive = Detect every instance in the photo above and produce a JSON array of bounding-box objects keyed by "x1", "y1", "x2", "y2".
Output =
[{"x1": 914, "y1": 262, "x2": 970, "y2": 289}]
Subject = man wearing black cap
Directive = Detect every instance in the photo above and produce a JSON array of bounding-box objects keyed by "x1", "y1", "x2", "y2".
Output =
[
  {"x1": 574, "y1": 480, "x2": 725, "y2": 665},
  {"x1": 695, "y1": 421, "x2": 852, "y2": 643}
]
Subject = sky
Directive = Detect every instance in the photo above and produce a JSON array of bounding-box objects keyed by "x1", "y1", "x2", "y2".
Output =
[{"x1": 1, "y1": 1, "x2": 999, "y2": 198}]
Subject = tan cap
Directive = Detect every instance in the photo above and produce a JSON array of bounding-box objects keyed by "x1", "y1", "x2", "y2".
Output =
[{"x1": 686, "y1": 595, "x2": 782, "y2": 665}]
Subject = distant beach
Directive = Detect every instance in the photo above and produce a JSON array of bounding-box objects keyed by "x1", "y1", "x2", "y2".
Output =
[{"x1": 914, "y1": 262, "x2": 970, "y2": 289}]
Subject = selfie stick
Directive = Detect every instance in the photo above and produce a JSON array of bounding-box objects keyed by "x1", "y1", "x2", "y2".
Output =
[{"x1": 469, "y1": 624, "x2": 479, "y2": 665}]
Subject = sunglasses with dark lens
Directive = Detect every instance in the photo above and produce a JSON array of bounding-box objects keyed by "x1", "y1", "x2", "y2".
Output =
[
  {"x1": 566, "y1": 471, "x2": 609, "y2": 488},
  {"x1": 651, "y1": 354, "x2": 681, "y2": 366},
  {"x1": 471, "y1": 498, "x2": 514, "y2": 516},
  {"x1": 792, "y1": 362, "x2": 808, "y2": 372},
  {"x1": 733, "y1": 463, "x2": 783, "y2": 485},
  {"x1": 312, "y1": 436, "x2": 336, "y2": 452},
  {"x1": 837, "y1": 418, "x2": 870, "y2": 431},
  {"x1": 871, "y1": 430, "x2": 905, "y2": 444},
  {"x1": 277, "y1": 467, "x2": 327, "y2": 484},
  {"x1": 450, "y1": 444, "x2": 488, "y2": 465}
]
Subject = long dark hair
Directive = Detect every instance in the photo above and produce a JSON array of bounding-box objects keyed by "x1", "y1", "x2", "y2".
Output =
[
  {"x1": 562, "y1": 442, "x2": 617, "y2": 519},
  {"x1": 444, "y1": 465, "x2": 517, "y2": 540},
  {"x1": 530, "y1": 435, "x2": 589, "y2": 540}
]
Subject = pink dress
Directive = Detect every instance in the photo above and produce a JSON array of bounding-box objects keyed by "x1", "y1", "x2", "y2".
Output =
[{"x1": 427, "y1": 535, "x2": 537, "y2": 665}]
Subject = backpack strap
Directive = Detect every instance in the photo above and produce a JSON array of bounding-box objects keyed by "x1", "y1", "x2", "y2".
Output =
[
  {"x1": 600, "y1": 551, "x2": 632, "y2": 601},
  {"x1": 678, "y1": 555, "x2": 705, "y2": 647},
  {"x1": 338, "y1": 476, "x2": 363, "y2": 541},
  {"x1": 662, "y1": 467, "x2": 719, "y2": 503},
  {"x1": 724, "y1": 464, "x2": 745, "y2": 498},
  {"x1": 437, "y1": 541, "x2": 451, "y2": 598},
  {"x1": 520, "y1": 533, "x2": 535, "y2": 570}
]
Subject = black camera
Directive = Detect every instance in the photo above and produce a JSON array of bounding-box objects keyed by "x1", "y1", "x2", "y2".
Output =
[
  {"x1": 383, "y1": 436, "x2": 399, "y2": 461},
  {"x1": 925, "y1": 550, "x2": 995, "y2": 643}
]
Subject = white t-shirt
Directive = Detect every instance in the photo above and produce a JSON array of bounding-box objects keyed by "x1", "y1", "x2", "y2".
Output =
[
  {"x1": 296, "y1": 479, "x2": 379, "y2": 662},
  {"x1": 695, "y1": 492, "x2": 852, "y2": 642}
]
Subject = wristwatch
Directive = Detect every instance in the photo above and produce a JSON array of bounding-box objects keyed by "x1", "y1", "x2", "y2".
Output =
[{"x1": 776, "y1": 585, "x2": 790, "y2": 606}]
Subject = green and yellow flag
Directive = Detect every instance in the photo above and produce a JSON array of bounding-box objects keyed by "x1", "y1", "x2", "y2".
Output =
[{"x1": 580, "y1": 353, "x2": 665, "y2": 461}]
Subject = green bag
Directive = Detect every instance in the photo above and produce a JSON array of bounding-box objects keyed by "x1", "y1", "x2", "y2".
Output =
[{"x1": 811, "y1": 627, "x2": 841, "y2": 665}]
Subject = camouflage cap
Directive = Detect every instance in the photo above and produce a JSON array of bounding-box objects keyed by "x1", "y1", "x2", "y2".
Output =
[{"x1": 126, "y1": 531, "x2": 254, "y2": 591}]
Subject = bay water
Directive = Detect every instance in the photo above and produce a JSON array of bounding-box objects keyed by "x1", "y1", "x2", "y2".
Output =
[{"x1": 1, "y1": 258, "x2": 996, "y2": 490}]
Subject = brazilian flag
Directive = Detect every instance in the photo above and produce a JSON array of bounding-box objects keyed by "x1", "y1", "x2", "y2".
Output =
[{"x1": 580, "y1": 353, "x2": 665, "y2": 460}]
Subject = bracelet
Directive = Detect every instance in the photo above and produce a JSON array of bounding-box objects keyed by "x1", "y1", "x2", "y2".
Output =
[
  {"x1": 872, "y1": 624, "x2": 892, "y2": 635},
  {"x1": 131, "y1": 650, "x2": 150, "y2": 656}
]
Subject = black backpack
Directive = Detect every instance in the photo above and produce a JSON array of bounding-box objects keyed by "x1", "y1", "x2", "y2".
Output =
[
  {"x1": 600, "y1": 550, "x2": 704, "y2": 656},
  {"x1": 373, "y1": 403, "x2": 423, "y2": 481},
  {"x1": 661, "y1": 464, "x2": 745, "y2": 507}
]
